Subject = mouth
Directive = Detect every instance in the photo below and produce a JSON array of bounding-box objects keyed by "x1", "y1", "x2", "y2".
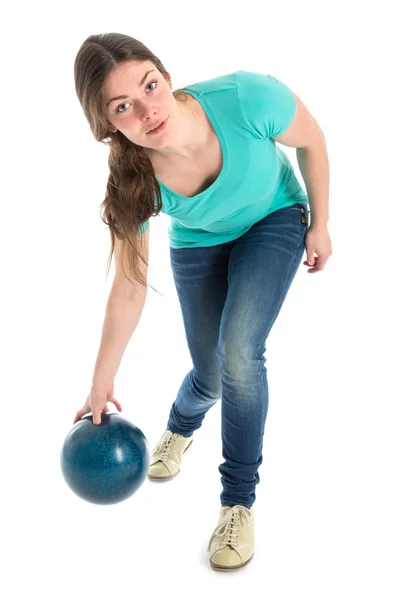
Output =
[{"x1": 146, "y1": 117, "x2": 168, "y2": 135}]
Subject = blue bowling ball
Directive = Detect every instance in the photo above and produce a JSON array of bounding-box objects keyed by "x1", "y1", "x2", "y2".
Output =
[{"x1": 60, "y1": 412, "x2": 150, "y2": 505}]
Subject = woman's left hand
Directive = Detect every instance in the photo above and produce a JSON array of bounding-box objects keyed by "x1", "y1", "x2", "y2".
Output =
[{"x1": 304, "y1": 225, "x2": 332, "y2": 273}]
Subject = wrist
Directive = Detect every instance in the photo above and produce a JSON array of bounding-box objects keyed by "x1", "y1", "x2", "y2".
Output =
[
  {"x1": 92, "y1": 378, "x2": 113, "y2": 389},
  {"x1": 309, "y1": 219, "x2": 329, "y2": 229}
]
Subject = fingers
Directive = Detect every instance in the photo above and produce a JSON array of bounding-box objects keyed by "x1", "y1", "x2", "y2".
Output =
[
  {"x1": 73, "y1": 403, "x2": 91, "y2": 425},
  {"x1": 73, "y1": 398, "x2": 122, "y2": 426},
  {"x1": 73, "y1": 411, "x2": 83, "y2": 425},
  {"x1": 109, "y1": 397, "x2": 123, "y2": 412},
  {"x1": 303, "y1": 260, "x2": 322, "y2": 273},
  {"x1": 92, "y1": 412, "x2": 102, "y2": 425}
]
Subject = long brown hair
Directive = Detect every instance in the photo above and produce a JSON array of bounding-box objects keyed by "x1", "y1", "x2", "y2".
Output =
[{"x1": 74, "y1": 33, "x2": 189, "y2": 295}]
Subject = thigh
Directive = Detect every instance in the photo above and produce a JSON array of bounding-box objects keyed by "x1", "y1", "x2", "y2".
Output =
[
  {"x1": 169, "y1": 203, "x2": 309, "y2": 371},
  {"x1": 169, "y1": 241, "x2": 233, "y2": 378},
  {"x1": 217, "y1": 203, "x2": 310, "y2": 363}
]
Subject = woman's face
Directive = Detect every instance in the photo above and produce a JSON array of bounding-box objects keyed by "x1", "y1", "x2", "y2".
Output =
[{"x1": 103, "y1": 60, "x2": 176, "y2": 148}]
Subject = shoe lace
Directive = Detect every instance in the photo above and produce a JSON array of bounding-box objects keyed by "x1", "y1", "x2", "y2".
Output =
[
  {"x1": 154, "y1": 431, "x2": 177, "y2": 463},
  {"x1": 207, "y1": 505, "x2": 252, "y2": 551}
]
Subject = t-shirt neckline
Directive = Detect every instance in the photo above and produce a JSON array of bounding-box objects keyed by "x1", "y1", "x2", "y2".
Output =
[{"x1": 155, "y1": 88, "x2": 229, "y2": 199}]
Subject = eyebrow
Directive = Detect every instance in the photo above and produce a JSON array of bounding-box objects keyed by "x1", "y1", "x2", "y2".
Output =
[{"x1": 106, "y1": 69, "x2": 156, "y2": 107}]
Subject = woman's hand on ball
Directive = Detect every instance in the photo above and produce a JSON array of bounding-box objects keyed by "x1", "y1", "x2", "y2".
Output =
[{"x1": 73, "y1": 382, "x2": 123, "y2": 425}]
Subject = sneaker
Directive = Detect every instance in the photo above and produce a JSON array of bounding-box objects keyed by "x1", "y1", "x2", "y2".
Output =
[
  {"x1": 207, "y1": 505, "x2": 255, "y2": 570},
  {"x1": 147, "y1": 429, "x2": 193, "y2": 481}
]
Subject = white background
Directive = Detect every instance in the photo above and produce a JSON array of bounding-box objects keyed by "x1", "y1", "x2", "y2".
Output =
[{"x1": 1, "y1": 0, "x2": 399, "y2": 598}]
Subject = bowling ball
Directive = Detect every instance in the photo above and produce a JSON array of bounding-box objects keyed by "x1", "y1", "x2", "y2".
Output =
[{"x1": 60, "y1": 412, "x2": 150, "y2": 505}]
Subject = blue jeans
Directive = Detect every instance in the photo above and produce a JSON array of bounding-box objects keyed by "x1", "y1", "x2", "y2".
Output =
[{"x1": 166, "y1": 203, "x2": 310, "y2": 509}]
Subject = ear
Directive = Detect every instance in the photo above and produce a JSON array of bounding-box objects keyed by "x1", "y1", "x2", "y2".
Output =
[{"x1": 164, "y1": 73, "x2": 172, "y2": 88}]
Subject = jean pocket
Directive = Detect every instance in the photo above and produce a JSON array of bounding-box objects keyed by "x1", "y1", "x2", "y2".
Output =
[{"x1": 287, "y1": 203, "x2": 309, "y2": 225}]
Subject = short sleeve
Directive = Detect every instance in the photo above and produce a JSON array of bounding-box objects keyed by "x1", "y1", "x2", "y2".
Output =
[
  {"x1": 236, "y1": 70, "x2": 296, "y2": 139},
  {"x1": 139, "y1": 220, "x2": 149, "y2": 235}
]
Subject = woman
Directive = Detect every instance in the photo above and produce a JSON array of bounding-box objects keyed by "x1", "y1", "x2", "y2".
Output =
[{"x1": 73, "y1": 32, "x2": 332, "y2": 571}]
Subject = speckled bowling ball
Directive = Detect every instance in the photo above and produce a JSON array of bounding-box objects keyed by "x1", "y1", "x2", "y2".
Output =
[{"x1": 60, "y1": 412, "x2": 150, "y2": 505}]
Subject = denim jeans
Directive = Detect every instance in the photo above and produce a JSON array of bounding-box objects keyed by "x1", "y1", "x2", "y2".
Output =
[{"x1": 166, "y1": 202, "x2": 310, "y2": 509}]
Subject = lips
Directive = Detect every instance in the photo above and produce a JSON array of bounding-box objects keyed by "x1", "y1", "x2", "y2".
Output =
[{"x1": 147, "y1": 119, "x2": 165, "y2": 133}]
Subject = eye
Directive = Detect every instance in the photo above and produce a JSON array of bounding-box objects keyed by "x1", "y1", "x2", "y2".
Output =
[
  {"x1": 115, "y1": 81, "x2": 158, "y2": 114},
  {"x1": 115, "y1": 102, "x2": 130, "y2": 114}
]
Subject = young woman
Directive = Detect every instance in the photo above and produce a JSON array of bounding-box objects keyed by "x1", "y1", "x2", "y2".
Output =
[{"x1": 73, "y1": 32, "x2": 332, "y2": 571}]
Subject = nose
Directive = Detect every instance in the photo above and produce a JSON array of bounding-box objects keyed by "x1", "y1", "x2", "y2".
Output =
[{"x1": 137, "y1": 102, "x2": 157, "y2": 121}]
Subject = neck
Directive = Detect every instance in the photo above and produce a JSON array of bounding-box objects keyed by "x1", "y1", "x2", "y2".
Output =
[{"x1": 145, "y1": 94, "x2": 209, "y2": 165}]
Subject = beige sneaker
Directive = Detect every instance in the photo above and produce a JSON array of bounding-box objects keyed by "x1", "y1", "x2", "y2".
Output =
[
  {"x1": 147, "y1": 429, "x2": 193, "y2": 481},
  {"x1": 207, "y1": 505, "x2": 255, "y2": 570}
]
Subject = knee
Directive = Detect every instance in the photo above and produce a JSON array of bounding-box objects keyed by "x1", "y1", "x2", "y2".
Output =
[
  {"x1": 216, "y1": 341, "x2": 265, "y2": 382},
  {"x1": 193, "y1": 370, "x2": 221, "y2": 400}
]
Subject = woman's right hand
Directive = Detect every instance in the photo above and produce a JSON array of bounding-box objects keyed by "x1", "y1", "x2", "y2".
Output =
[{"x1": 73, "y1": 381, "x2": 123, "y2": 426}]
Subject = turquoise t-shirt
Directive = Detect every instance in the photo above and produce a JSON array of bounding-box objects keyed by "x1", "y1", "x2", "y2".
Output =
[{"x1": 139, "y1": 70, "x2": 309, "y2": 248}]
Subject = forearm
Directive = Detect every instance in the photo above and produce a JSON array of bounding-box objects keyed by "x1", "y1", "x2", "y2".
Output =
[
  {"x1": 296, "y1": 132, "x2": 330, "y2": 228},
  {"x1": 91, "y1": 290, "x2": 147, "y2": 388}
]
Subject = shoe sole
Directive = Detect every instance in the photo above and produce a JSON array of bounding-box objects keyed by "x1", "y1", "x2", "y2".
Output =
[
  {"x1": 210, "y1": 552, "x2": 254, "y2": 571},
  {"x1": 147, "y1": 438, "x2": 193, "y2": 482}
]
